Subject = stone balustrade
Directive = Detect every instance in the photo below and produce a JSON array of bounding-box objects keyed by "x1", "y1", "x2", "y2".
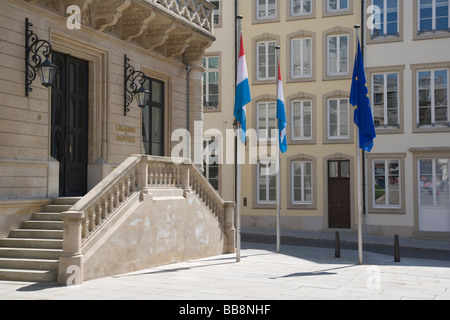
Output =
[{"x1": 58, "y1": 155, "x2": 234, "y2": 285}]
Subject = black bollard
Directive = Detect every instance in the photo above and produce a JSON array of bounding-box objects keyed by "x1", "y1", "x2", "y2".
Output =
[
  {"x1": 394, "y1": 234, "x2": 401, "y2": 262},
  {"x1": 335, "y1": 231, "x2": 341, "y2": 258}
]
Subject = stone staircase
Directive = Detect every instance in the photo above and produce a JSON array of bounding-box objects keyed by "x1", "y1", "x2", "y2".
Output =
[{"x1": 0, "y1": 197, "x2": 81, "y2": 282}]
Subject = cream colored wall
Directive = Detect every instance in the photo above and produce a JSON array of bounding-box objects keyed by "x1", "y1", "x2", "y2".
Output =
[
  {"x1": 236, "y1": 0, "x2": 361, "y2": 231},
  {"x1": 204, "y1": 2, "x2": 237, "y2": 202}
]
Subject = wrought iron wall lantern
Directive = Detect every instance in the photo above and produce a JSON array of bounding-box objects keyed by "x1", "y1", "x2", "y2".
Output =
[
  {"x1": 124, "y1": 54, "x2": 150, "y2": 116},
  {"x1": 25, "y1": 18, "x2": 58, "y2": 96}
]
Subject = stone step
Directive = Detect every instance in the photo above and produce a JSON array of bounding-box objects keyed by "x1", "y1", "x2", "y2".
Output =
[
  {"x1": 0, "y1": 238, "x2": 63, "y2": 249},
  {"x1": 0, "y1": 257, "x2": 58, "y2": 271},
  {"x1": 21, "y1": 220, "x2": 63, "y2": 230},
  {"x1": 0, "y1": 268, "x2": 57, "y2": 282},
  {"x1": 9, "y1": 229, "x2": 63, "y2": 240},
  {"x1": 31, "y1": 212, "x2": 62, "y2": 221},
  {"x1": 0, "y1": 248, "x2": 62, "y2": 260},
  {"x1": 42, "y1": 204, "x2": 72, "y2": 213},
  {"x1": 51, "y1": 197, "x2": 81, "y2": 205}
]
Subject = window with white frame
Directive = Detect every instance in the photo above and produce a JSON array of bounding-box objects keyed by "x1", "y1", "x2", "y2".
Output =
[
  {"x1": 418, "y1": 0, "x2": 450, "y2": 34},
  {"x1": 291, "y1": 0, "x2": 312, "y2": 16},
  {"x1": 203, "y1": 139, "x2": 219, "y2": 191},
  {"x1": 203, "y1": 56, "x2": 219, "y2": 111},
  {"x1": 327, "y1": 98, "x2": 349, "y2": 139},
  {"x1": 419, "y1": 158, "x2": 450, "y2": 206},
  {"x1": 371, "y1": 0, "x2": 399, "y2": 38},
  {"x1": 373, "y1": 159, "x2": 401, "y2": 208},
  {"x1": 327, "y1": 35, "x2": 349, "y2": 76},
  {"x1": 257, "y1": 0, "x2": 277, "y2": 20},
  {"x1": 291, "y1": 37, "x2": 312, "y2": 78},
  {"x1": 207, "y1": 0, "x2": 221, "y2": 25},
  {"x1": 257, "y1": 101, "x2": 277, "y2": 141},
  {"x1": 257, "y1": 41, "x2": 276, "y2": 80},
  {"x1": 372, "y1": 72, "x2": 400, "y2": 128},
  {"x1": 291, "y1": 100, "x2": 312, "y2": 140},
  {"x1": 417, "y1": 69, "x2": 449, "y2": 127},
  {"x1": 292, "y1": 161, "x2": 313, "y2": 204},
  {"x1": 257, "y1": 162, "x2": 276, "y2": 204},
  {"x1": 327, "y1": 0, "x2": 349, "y2": 12}
]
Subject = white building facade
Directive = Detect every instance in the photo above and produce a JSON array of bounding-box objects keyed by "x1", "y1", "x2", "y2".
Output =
[{"x1": 363, "y1": 0, "x2": 450, "y2": 238}]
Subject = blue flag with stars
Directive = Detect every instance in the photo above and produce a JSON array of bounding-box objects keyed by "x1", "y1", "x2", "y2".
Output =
[{"x1": 350, "y1": 39, "x2": 376, "y2": 152}]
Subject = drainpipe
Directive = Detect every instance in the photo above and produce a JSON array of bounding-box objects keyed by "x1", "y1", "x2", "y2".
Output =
[{"x1": 186, "y1": 64, "x2": 191, "y2": 159}]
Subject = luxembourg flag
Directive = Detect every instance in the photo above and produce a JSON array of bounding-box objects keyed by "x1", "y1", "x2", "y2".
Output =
[
  {"x1": 234, "y1": 32, "x2": 251, "y2": 141},
  {"x1": 276, "y1": 63, "x2": 287, "y2": 154}
]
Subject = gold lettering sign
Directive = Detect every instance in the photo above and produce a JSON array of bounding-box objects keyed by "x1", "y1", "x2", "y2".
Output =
[
  {"x1": 115, "y1": 124, "x2": 137, "y2": 144},
  {"x1": 116, "y1": 124, "x2": 136, "y2": 134}
]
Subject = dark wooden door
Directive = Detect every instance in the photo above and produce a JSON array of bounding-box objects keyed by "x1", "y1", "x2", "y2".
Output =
[
  {"x1": 51, "y1": 52, "x2": 89, "y2": 197},
  {"x1": 328, "y1": 160, "x2": 351, "y2": 228}
]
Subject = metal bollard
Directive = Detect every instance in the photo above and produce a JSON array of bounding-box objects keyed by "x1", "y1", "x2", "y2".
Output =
[
  {"x1": 394, "y1": 234, "x2": 401, "y2": 262},
  {"x1": 335, "y1": 231, "x2": 341, "y2": 258}
]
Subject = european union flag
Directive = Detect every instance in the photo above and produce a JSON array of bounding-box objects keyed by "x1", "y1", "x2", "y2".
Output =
[{"x1": 350, "y1": 39, "x2": 376, "y2": 152}]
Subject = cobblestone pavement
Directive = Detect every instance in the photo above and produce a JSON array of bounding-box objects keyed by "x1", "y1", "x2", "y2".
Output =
[{"x1": 0, "y1": 241, "x2": 449, "y2": 301}]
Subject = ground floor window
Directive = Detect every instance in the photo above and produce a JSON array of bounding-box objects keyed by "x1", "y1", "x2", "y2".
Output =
[
  {"x1": 257, "y1": 162, "x2": 276, "y2": 204},
  {"x1": 373, "y1": 159, "x2": 401, "y2": 208},
  {"x1": 203, "y1": 139, "x2": 219, "y2": 191},
  {"x1": 142, "y1": 77, "x2": 164, "y2": 156},
  {"x1": 419, "y1": 158, "x2": 449, "y2": 206}
]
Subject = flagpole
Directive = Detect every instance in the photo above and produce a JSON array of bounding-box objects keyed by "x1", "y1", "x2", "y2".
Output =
[
  {"x1": 275, "y1": 45, "x2": 281, "y2": 254},
  {"x1": 354, "y1": 24, "x2": 363, "y2": 265},
  {"x1": 235, "y1": 15, "x2": 243, "y2": 263}
]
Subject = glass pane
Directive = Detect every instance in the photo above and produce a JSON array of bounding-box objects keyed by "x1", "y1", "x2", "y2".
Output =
[
  {"x1": 329, "y1": 161, "x2": 339, "y2": 178},
  {"x1": 340, "y1": 100, "x2": 349, "y2": 136},
  {"x1": 268, "y1": 0, "x2": 276, "y2": 17},
  {"x1": 435, "y1": 70, "x2": 448, "y2": 123},
  {"x1": 269, "y1": 175, "x2": 277, "y2": 201},
  {"x1": 341, "y1": 161, "x2": 350, "y2": 178},
  {"x1": 142, "y1": 105, "x2": 150, "y2": 154},
  {"x1": 373, "y1": 74, "x2": 385, "y2": 127},
  {"x1": 388, "y1": 160, "x2": 400, "y2": 206},
  {"x1": 374, "y1": 160, "x2": 386, "y2": 206},
  {"x1": 419, "y1": 0, "x2": 433, "y2": 32},
  {"x1": 258, "y1": 43, "x2": 266, "y2": 78},
  {"x1": 152, "y1": 81, "x2": 163, "y2": 103},
  {"x1": 339, "y1": 36, "x2": 348, "y2": 73},
  {"x1": 292, "y1": 39, "x2": 301, "y2": 77},
  {"x1": 419, "y1": 159, "x2": 434, "y2": 205},
  {"x1": 436, "y1": 0, "x2": 449, "y2": 31},
  {"x1": 328, "y1": 0, "x2": 337, "y2": 11},
  {"x1": 436, "y1": 159, "x2": 449, "y2": 205},
  {"x1": 387, "y1": 73, "x2": 399, "y2": 125},
  {"x1": 418, "y1": 71, "x2": 432, "y2": 124},
  {"x1": 292, "y1": 101, "x2": 302, "y2": 138},
  {"x1": 303, "y1": 38, "x2": 312, "y2": 76},
  {"x1": 386, "y1": 0, "x2": 398, "y2": 35},
  {"x1": 328, "y1": 37, "x2": 337, "y2": 74},
  {"x1": 268, "y1": 42, "x2": 276, "y2": 78},
  {"x1": 152, "y1": 107, "x2": 163, "y2": 144}
]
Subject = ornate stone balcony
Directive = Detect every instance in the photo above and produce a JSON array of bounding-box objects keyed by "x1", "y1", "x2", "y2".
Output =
[{"x1": 25, "y1": 0, "x2": 215, "y2": 64}]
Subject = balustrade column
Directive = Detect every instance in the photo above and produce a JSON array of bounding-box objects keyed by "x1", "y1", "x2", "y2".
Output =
[
  {"x1": 58, "y1": 210, "x2": 85, "y2": 285},
  {"x1": 224, "y1": 202, "x2": 236, "y2": 254}
]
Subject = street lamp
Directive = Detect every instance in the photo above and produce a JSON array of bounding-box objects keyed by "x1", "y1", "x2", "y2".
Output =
[
  {"x1": 124, "y1": 54, "x2": 150, "y2": 116},
  {"x1": 25, "y1": 18, "x2": 58, "y2": 96}
]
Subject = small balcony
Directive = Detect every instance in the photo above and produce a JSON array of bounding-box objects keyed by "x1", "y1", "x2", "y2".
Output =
[{"x1": 26, "y1": 0, "x2": 216, "y2": 64}]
